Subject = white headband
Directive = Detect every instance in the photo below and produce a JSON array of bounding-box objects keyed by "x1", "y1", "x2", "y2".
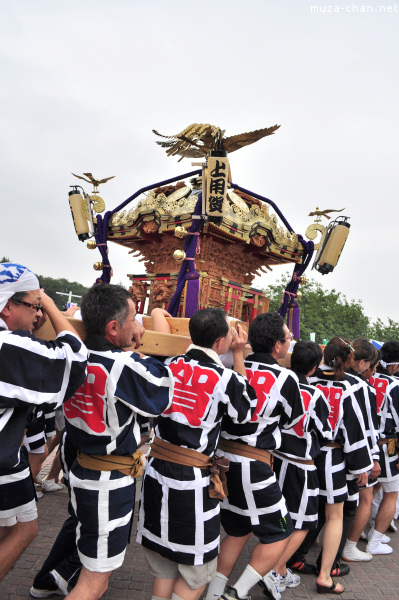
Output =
[
  {"x1": 379, "y1": 360, "x2": 399, "y2": 368},
  {"x1": 0, "y1": 263, "x2": 40, "y2": 312}
]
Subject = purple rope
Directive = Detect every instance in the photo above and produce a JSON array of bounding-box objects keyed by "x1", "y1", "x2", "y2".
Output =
[
  {"x1": 168, "y1": 195, "x2": 202, "y2": 316},
  {"x1": 92, "y1": 169, "x2": 202, "y2": 284},
  {"x1": 231, "y1": 182, "x2": 295, "y2": 233},
  {"x1": 278, "y1": 235, "x2": 314, "y2": 319}
]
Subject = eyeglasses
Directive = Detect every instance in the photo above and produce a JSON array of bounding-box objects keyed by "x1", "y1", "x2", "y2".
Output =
[
  {"x1": 12, "y1": 299, "x2": 43, "y2": 312},
  {"x1": 281, "y1": 332, "x2": 294, "y2": 342}
]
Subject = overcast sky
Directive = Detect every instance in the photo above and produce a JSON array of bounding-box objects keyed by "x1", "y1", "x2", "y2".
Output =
[{"x1": 1, "y1": 0, "x2": 398, "y2": 323}]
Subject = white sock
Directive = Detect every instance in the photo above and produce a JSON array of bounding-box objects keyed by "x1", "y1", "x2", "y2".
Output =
[
  {"x1": 171, "y1": 594, "x2": 184, "y2": 600},
  {"x1": 205, "y1": 572, "x2": 228, "y2": 600},
  {"x1": 345, "y1": 539, "x2": 356, "y2": 548},
  {"x1": 233, "y1": 565, "x2": 262, "y2": 598},
  {"x1": 152, "y1": 596, "x2": 169, "y2": 600},
  {"x1": 369, "y1": 529, "x2": 384, "y2": 544}
]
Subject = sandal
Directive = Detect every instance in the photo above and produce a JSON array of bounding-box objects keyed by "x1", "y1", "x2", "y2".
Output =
[{"x1": 316, "y1": 580, "x2": 344, "y2": 594}]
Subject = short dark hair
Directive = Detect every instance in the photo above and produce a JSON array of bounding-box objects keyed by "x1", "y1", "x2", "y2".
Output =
[
  {"x1": 381, "y1": 340, "x2": 399, "y2": 363},
  {"x1": 81, "y1": 283, "x2": 132, "y2": 336},
  {"x1": 248, "y1": 312, "x2": 285, "y2": 353},
  {"x1": 10, "y1": 291, "x2": 28, "y2": 304},
  {"x1": 189, "y1": 308, "x2": 228, "y2": 348},
  {"x1": 291, "y1": 340, "x2": 322, "y2": 376}
]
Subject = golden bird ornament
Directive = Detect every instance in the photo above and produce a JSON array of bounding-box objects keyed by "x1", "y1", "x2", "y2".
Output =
[
  {"x1": 153, "y1": 123, "x2": 280, "y2": 161},
  {"x1": 72, "y1": 172, "x2": 116, "y2": 187},
  {"x1": 308, "y1": 207, "x2": 346, "y2": 221}
]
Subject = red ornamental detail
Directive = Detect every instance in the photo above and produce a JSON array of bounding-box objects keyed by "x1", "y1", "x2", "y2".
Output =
[
  {"x1": 246, "y1": 369, "x2": 277, "y2": 422},
  {"x1": 64, "y1": 364, "x2": 107, "y2": 434},
  {"x1": 317, "y1": 384, "x2": 343, "y2": 430},
  {"x1": 370, "y1": 376, "x2": 388, "y2": 414},
  {"x1": 292, "y1": 389, "x2": 312, "y2": 438},
  {"x1": 164, "y1": 359, "x2": 219, "y2": 426}
]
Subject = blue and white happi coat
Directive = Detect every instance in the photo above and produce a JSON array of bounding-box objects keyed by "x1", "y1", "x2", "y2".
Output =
[
  {"x1": 137, "y1": 348, "x2": 256, "y2": 566},
  {"x1": 370, "y1": 369, "x2": 399, "y2": 482},
  {"x1": 64, "y1": 334, "x2": 173, "y2": 572},
  {"x1": 308, "y1": 368, "x2": 373, "y2": 504},
  {"x1": 220, "y1": 353, "x2": 304, "y2": 540},
  {"x1": 0, "y1": 325, "x2": 87, "y2": 519},
  {"x1": 274, "y1": 375, "x2": 333, "y2": 529}
]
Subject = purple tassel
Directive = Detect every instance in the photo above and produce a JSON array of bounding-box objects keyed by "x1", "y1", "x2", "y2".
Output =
[
  {"x1": 185, "y1": 272, "x2": 200, "y2": 317},
  {"x1": 168, "y1": 195, "x2": 203, "y2": 316},
  {"x1": 279, "y1": 235, "x2": 314, "y2": 337},
  {"x1": 288, "y1": 301, "x2": 300, "y2": 339}
]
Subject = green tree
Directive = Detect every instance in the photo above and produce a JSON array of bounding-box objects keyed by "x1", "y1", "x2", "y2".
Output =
[
  {"x1": 368, "y1": 318, "x2": 399, "y2": 341},
  {"x1": 37, "y1": 275, "x2": 89, "y2": 310},
  {"x1": 0, "y1": 259, "x2": 88, "y2": 309},
  {"x1": 266, "y1": 277, "x2": 370, "y2": 343}
]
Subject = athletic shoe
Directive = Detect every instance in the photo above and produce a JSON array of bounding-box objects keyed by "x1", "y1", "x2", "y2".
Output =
[
  {"x1": 287, "y1": 556, "x2": 316, "y2": 574},
  {"x1": 42, "y1": 479, "x2": 65, "y2": 492},
  {"x1": 50, "y1": 570, "x2": 69, "y2": 596},
  {"x1": 342, "y1": 543, "x2": 372, "y2": 562},
  {"x1": 30, "y1": 585, "x2": 64, "y2": 598},
  {"x1": 258, "y1": 571, "x2": 281, "y2": 600},
  {"x1": 388, "y1": 519, "x2": 397, "y2": 533},
  {"x1": 220, "y1": 586, "x2": 251, "y2": 600},
  {"x1": 331, "y1": 562, "x2": 350, "y2": 577},
  {"x1": 360, "y1": 530, "x2": 367, "y2": 540},
  {"x1": 279, "y1": 568, "x2": 300, "y2": 590},
  {"x1": 366, "y1": 540, "x2": 393, "y2": 555},
  {"x1": 34, "y1": 484, "x2": 43, "y2": 499},
  {"x1": 367, "y1": 528, "x2": 390, "y2": 544}
]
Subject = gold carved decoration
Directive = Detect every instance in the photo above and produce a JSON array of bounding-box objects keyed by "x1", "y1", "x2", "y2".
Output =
[
  {"x1": 305, "y1": 223, "x2": 326, "y2": 249},
  {"x1": 227, "y1": 190, "x2": 249, "y2": 214}
]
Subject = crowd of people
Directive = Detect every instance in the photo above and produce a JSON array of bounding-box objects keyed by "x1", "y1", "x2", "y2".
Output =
[{"x1": 0, "y1": 261, "x2": 398, "y2": 600}]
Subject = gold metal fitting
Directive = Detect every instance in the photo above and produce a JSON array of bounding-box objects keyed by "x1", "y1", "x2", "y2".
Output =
[
  {"x1": 174, "y1": 226, "x2": 188, "y2": 239},
  {"x1": 299, "y1": 276, "x2": 308, "y2": 285},
  {"x1": 173, "y1": 249, "x2": 186, "y2": 262},
  {"x1": 93, "y1": 262, "x2": 103, "y2": 271},
  {"x1": 296, "y1": 291, "x2": 302, "y2": 299},
  {"x1": 87, "y1": 240, "x2": 97, "y2": 249}
]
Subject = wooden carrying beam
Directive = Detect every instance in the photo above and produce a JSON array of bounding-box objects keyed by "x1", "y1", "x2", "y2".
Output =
[
  {"x1": 141, "y1": 316, "x2": 190, "y2": 337},
  {"x1": 34, "y1": 317, "x2": 291, "y2": 365},
  {"x1": 34, "y1": 318, "x2": 190, "y2": 357}
]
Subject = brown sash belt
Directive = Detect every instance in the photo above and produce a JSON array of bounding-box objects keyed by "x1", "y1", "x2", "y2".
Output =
[
  {"x1": 149, "y1": 436, "x2": 229, "y2": 501},
  {"x1": 274, "y1": 450, "x2": 314, "y2": 466},
  {"x1": 324, "y1": 442, "x2": 343, "y2": 449},
  {"x1": 378, "y1": 438, "x2": 397, "y2": 456},
  {"x1": 77, "y1": 449, "x2": 145, "y2": 478},
  {"x1": 218, "y1": 438, "x2": 273, "y2": 468}
]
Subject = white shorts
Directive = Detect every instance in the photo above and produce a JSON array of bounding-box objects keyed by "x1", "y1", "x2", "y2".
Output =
[
  {"x1": 380, "y1": 479, "x2": 399, "y2": 493},
  {"x1": 0, "y1": 505, "x2": 38, "y2": 527},
  {"x1": 143, "y1": 546, "x2": 217, "y2": 589}
]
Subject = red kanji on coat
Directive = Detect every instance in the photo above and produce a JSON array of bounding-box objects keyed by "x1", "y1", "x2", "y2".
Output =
[
  {"x1": 317, "y1": 385, "x2": 343, "y2": 430},
  {"x1": 64, "y1": 364, "x2": 107, "y2": 434},
  {"x1": 370, "y1": 376, "x2": 388, "y2": 414},
  {"x1": 292, "y1": 389, "x2": 312, "y2": 438},
  {"x1": 246, "y1": 369, "x2": 277, "y2": 422},
  {"x1": 164, "y1": 359, "x2": 219, "y2": 426}
]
